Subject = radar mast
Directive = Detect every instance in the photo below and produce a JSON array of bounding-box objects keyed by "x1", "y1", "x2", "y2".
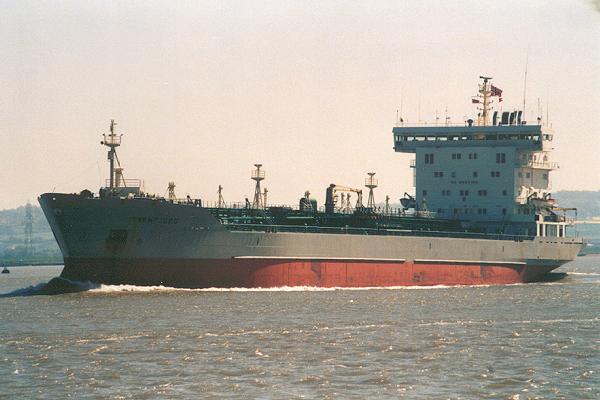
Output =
[{"x1": 478, "y1": 76, "x2": 492, "y2": 126}]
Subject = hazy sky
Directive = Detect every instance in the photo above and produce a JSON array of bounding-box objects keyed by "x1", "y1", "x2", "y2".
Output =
[{"x1": 1, "y1": 0, "x2": 599, "y2": 210}]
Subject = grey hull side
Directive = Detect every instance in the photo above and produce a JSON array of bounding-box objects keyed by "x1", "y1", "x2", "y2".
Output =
[{"x1": 39, "y1": 193, "x2": 583, "y2": 286}]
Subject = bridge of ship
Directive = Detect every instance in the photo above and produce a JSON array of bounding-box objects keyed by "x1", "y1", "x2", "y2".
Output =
[{"x1": 393, "y1": 124, "x2": 552, "y2": 152}]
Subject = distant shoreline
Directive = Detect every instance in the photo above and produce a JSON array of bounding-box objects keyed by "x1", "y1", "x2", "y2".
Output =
[{"x1": 1, "y1": 261, "x2": 63, "y2": 267}]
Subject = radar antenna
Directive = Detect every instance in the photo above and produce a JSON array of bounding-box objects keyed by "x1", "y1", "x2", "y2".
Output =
[
  {"x1": 474, "y1": 76, "x2": 502, "y2": 126},
  {"x1": 479, "y1": 76, "x2": 492, "y2": 126}
]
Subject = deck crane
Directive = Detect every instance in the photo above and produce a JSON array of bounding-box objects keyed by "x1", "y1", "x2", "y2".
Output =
[{"x1": 325, "y1": 184, "x2": 364, "y2": 213}]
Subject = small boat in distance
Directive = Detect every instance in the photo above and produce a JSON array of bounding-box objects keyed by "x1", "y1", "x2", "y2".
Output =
[{"x1": 1, "y1": 266, "x2": 10, "y2": 274}]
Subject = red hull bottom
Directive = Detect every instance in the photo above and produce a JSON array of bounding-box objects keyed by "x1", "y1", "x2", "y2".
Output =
[{"x1": 60, "y1": 258, "x2": 557, "y2": 288}]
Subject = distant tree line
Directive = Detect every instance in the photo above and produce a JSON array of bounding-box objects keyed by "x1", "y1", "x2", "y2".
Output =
[{"x1": 0, "y1": 205, "x2": 61, "y2": 265}]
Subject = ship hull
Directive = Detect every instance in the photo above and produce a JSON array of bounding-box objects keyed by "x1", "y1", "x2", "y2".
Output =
[
  {"x1": 61, "y1": 257, "x2": 557, "y2": 288},
  {"x1": 40, "y1": 193, "x2": 582, "y2": 288}
]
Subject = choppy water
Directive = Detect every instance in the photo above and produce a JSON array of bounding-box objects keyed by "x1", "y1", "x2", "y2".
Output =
[{"x1": 1, "y1": 258, "x2": 599, "y2": 399}]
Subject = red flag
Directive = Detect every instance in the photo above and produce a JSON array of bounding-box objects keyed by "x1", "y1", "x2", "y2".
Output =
[{"x1": 491, "y1": 85, "x2": 503, "y2": 97}]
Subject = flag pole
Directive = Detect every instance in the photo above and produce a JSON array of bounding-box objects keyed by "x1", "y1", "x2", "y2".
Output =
[{"x1": 522, "y1": 51, "x2": 529, "y2": 123}]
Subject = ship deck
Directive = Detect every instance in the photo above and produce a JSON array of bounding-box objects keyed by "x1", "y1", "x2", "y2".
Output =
[{"x1": 223, "y1": 223, "x2": 536, "y2": 241}]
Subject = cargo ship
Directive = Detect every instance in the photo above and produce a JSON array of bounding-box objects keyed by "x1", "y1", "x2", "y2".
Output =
[{"x1": 39, "y1": 77, "x2": 583, "y2": 288}]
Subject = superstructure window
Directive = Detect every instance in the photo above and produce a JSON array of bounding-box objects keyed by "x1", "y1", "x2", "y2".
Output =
[
  {"x1": 422, "y1": 190, "x2": 427, "y2": 196},
  {"x1": 491, "y1": 171, "x2": 501, "y2": 178},
  {"x1": 477, "y1": 190, "x2": 488, "y2": 196},
  {"x1": 468, "y1": 153, "x2": 478, "y2": 159},
  {"x1": 434, "y1": 171, "x2": 444, "y2": 178},
  {"x1": 496, "y1": 153, "x2": 506, "y2": 163},
  {"x1": 526, "y1": 172, "x2": 531, "y2": 178},
  {"x1": 441, "y1": 190, "x2": 451, "y2": 196},
  {"x1": 473, "y1": 171, "x2": 478, "y2": 178},
  {"x1": 452, "y1": 153, "x2": 462, "y2": 160},
  {"x1": 424, "y1": 153, "x2": 434, "y2": 164},
  {"x1": 502, "y1": 189, "x2": 508, "y2": 196}
]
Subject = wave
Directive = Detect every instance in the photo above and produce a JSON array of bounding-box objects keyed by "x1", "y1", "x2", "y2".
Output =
[
  {"x1": 419, "y1": 317, "x2": 600, "y2": 327},
  {"x1": 84, "y1": 281, "x2": 587, "y2": 293},
  {"x1": 2, "y1": 273, "x2": 594, "y2": 297},
  {"x1": 567, "y1": 272, "x2": 600, "y2": 276},
  {"x1": 0, "y1": 277, "x2": 99, "y2": 297},
  {"x1": 88, "y1": 283, "x2": 498, "y2": 293},
  {"x1": 1, "y1": 280, "x2": 498, "y2": 296}
]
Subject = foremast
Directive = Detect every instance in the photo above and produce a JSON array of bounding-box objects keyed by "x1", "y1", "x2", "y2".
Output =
[
  {"x1": 101, "y1": 119, "x2": 122, "y2": 189},
  {"x1": 99, "y1": 120, "x2": 143, "y2": 196}
]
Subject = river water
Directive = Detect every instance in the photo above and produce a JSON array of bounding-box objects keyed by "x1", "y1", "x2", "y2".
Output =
[{"x1": 1, "y1": 257, "x2": 598, "y2": 399}]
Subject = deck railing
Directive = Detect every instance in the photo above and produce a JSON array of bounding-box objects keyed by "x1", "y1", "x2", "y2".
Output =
[
  {"x1": 222, "y1": 223, "x2": 535, "y2": 242},
  {"x1": 517, "y1": 160, "x2": 559, "y2": 170},
  {"x1": 104, "y1": 179, "x2": 143, "y2": 188}
]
